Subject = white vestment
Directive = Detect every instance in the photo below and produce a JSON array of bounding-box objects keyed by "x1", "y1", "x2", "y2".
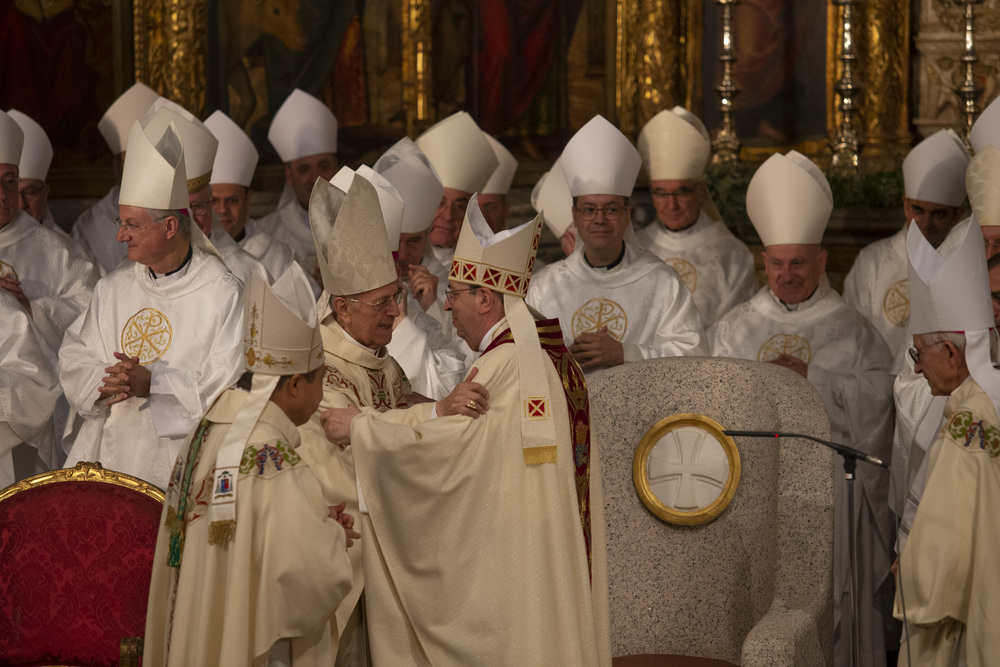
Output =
[
  {"x1": 348, "y1": 318, "x2": 611, "y2": 666},
  {"x1": 255, "y1": 200, "x2": 319, "y2": 285},
  {"x1": 636, "y1": 210, "x2": 758, "y2": 326},
  {"x1": 209, "y1": 225, "x2": 269, "y2": 285},
  {"x1": 144, "y1": 389, "x2": 352, "y2": 667},
  {"x1": 71, "y1": 185, "x2": 125, "y2": 275},
  {"x1": 0, "y1": 290, "x2": 60, "y2": 488},
  {"x1": 843, "y1": 227, "x2": 911, "y2": 372},
  {"x1": 0, "y1": 210, "x2": 100, "y2": 351},
  {"x1": 895, "y1": 377, "x2": 1000, "y2": 667},
  {"x1": 710, "y1": 280, "x2": 895, "y2": 667},
  {"x1": 526, "y1": 241, "x2": 707, "y2": 369},
  {"x1": 386, "y1": 298, "x2": 467, "y2": 400},
  {"x1": 59, "y1": 246, "x2": 244, "y2": 488}
]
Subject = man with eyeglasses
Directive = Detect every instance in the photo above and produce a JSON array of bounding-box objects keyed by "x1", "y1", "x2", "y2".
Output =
[
  {"x1": 527, "y1": 115, "x2": 707, "y2": 373},
  {"x1": 709, "y1": 151, "x2": 895, "y2": 667},
  {"x1": 890, "y1": 216, "x2": 1000, "y2": 665},
  {"x1": 636, "y1": 107, "x2": 757, "y2": 327},
  {"x1": 59, "y1": 121, "x2": 244, "y2": 489},
  {"x1": 844, "y1": 129, "x2": 969, "y2": 373}
]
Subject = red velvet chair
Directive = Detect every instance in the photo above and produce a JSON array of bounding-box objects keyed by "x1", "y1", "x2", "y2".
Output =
[{"x1": 0, "y1": 462, "x2": 164, "y2": 667}]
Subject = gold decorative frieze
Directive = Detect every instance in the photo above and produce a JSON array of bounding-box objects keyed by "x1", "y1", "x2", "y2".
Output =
[{"x1": 134, "y1": 0, "x2": 208, "y2": 116}]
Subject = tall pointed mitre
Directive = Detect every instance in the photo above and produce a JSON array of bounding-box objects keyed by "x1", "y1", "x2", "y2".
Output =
[
  {"x1": 205, "y1": 110, "x2": 258, "y2": 187},
  {"x1": 142, "y1": 101, "x2": 219, "y2": 193},
  {"x1": 451, "y1": 198, "x2": 557, "y2": 464},
  {"x1": 902, "y1": 129, "x2": 969, "y2": 207},
  {"x1": 310, "y1": 174, "x2": 396, "y2": 296},
  {"x1": 119, "y1": 121, "x2": 188, "y2": 209},
  {"x1": 971, "y1": 95, "x2": 1000, "y2": 154},
  {"x1": 967, "y1": 144, "x2": 1000, "y2": 228},
  {"x1": 747, "y1": 150, "x2": 832, "y2": 247},
  {"x1": 561, "y1": 115, "x2": 641, "y2": 197},
  {"x1": 415, "y1": 111, "x2": 499, "y2": 193},
  {"x1": 9, "y1": 110, "x2": 52, "y2": 181},
  {"x1": 330, "y1": 165, "x2": 405, "y2": 249},
  {"x1": 0, "y1": 111, "x2": 25, "y2": 166},
  {"x1": 482, "y1": 133, "x2": 517, "y2": 195},
  {"x1": 530, "y1": 160, "x2": 574, "y2": 238},
  {"x1": 373, "y1": 138, "x2": 444, "y2": 234},
  {"x1": 205, "y1": 263, "x2": 324, "y2": 546},
  {"x1": 98, "y1": 82, "x2": 161, "y2": 155},
  {"x1": 268, "y1": 89, "x2": 338, "y2": 162},
  {"x1": 637, "y1": 106, "x2": 722, "y2": 221}
]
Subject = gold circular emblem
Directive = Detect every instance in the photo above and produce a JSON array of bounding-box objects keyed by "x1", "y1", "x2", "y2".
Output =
[
  {"x1": 757, "y1": 333, "x2": 812, "y2": 364},
  {"x1": 572, "y1": 298, "x2": 628, "y2": 341},
  {"x1": 0, "y1": 259, "x2": 17, "y2": 281},
  {"x1": 633, "y1": 413, "x2": 741, "y2": 525},
  {"x1": 664, "y1": 257, "x2": 697, "y2": 294},
  {"x1": 883, "y1": 279, "x2": 909, "y2": 327},
  {"x1": 121, "y1": 308, "x2": 173, "y2": 364}
]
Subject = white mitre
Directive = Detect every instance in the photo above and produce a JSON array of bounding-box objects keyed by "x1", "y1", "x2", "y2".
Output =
[
  {"x1": 531, "y1": 161, "x2": 573, "y2": 238},
  {"x1": 208, "y1": 263, "x2": 324, "y2": 543},
  {"x1": 747, "y1": 150, "x2": 832, "y2": 247},
  {"x1": 902, "y1": 129, "x2": 969, "y2": 207},
  {"x1": 482, "y1": 133, "x2": 517, "y2": 195},
  {"x1": 330, "y1": 165, "x2": 405, "y2": 249},
  {"x1": 143, "y1": 103, "x2": 219, "y2": 193},
  {"x1": 205, "y1": 111, "x2": 258, "y2": 187},
  {"x1": 451, "y1": 198, "x2": 556, "y2": 464},
  {"x1": 310, "y1": 174, "x2": 396, "y2": 296},
  {"x1": 560, "y1": 115, "x2": 641, "y2": 197},
  {"x1": 971, "y1": 95, "x2": 1000, "y2": 154},
  {"x1": 98, "y1": 82, "x2": 161, "y2": 155},
  {"x1": 8, "y1": 110, "x2": 51, "y2": 181},
  {"x1": 268, "y1": 89, "x2": 338, "y2": 163},
  {"x1": 374, "y1": 137, "x2": 444, "y2": 234},
  {"x1": 966, "y1": 144, "x2": 1000, "y2": 228},
  {"x1": 416, "y1": 111, "x2": 499, "y2": 194},
  {"x1": 119, "y1": 121, "x2": 188, "y2": 210},
  {"x1": 0, "y1": 111, "x2": 24, "y2": 166}
]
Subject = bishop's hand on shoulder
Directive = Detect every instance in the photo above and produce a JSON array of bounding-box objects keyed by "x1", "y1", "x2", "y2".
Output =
[
  {"x1": 436, "y1": 367, "x2": 490, "y2": 418},
  {"x1": 320, "y1": 405, "x2": 361, "y2": 449}
]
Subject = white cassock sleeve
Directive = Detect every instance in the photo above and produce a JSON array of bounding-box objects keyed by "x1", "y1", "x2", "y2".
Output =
[{"x1": 386, "y1": 308, "x2": 467, "y2": 400}]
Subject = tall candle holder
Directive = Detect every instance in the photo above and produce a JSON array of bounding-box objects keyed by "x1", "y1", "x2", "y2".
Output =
[
  {"x1": 830, "y1": 0, "x2": 861, "y2": 173},
  {"x1": 957, "y1": 0, "x2": 985, "y2": 150},
  {"x1": 711, "y1": 0, "x2": 741, "y2": 164}
]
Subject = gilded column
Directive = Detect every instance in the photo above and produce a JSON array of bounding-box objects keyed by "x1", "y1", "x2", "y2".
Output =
[
  {"x1": 402, "y1": 0, "x2": 434, "y2": 136},
  {"x1": 134, "y1": 0, "x2": 208, "y2": 116}
]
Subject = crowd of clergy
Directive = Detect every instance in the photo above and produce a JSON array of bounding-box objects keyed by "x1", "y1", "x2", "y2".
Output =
[{"x1": 2, "y1": 80, "x2": 999, "y2": 666}]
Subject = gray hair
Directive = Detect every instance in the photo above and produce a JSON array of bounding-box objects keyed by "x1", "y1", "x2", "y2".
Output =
[
  {"x1": 921, "y1": 331, "x2": 966, "y2": 353},
  {"x1": 146, "y1": 208, "x2": 192, "y2": 240}
]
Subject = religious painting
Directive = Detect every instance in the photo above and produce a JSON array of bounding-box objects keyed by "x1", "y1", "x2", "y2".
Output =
[{"x1": 699, "y1": 0, "x2": 828, "y2": 150}]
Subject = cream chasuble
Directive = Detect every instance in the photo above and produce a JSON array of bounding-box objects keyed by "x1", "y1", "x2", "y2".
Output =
[
  {"x1": 0, "y1": 210, "x2": 99, "y2": 351},
  {"x1": 526, "y1": 240, "x2": 707, "y2": 368},
  {"x1": 59, "y1": 247, "x2": 244, "y2": 488},
  {"x1": 895, "y1": 378, "x2": 1000, "y2": 667},
  {"x1": 348, "y1": 320, "x2": 611, "y2": 666},
  {"x1": 0, "y1": 290, "x2": 60, "y2": 488},
  {"x1": 636, "y1": 210, "x2": 758, "y2": 326},
  {"x1": 71, "y1": 185, "x2": 124, "y2": 275},
  {"x1": 256, "y1": 200, "x2": 320, "y2": 289},
  {"x1": 145, "y1": 390, "x2": 353, "y2": 667},
  {"x1": 710, "y1": 281, "x2": 895, "y2": 667},
  {"x1": 843, "y1": 226, "x2": 911, "y2": 372},
  {"x1": 296, "y1": 316, "x2": 411, "y2": 647}
]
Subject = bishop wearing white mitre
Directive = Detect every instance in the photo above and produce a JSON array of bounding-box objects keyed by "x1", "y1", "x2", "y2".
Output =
[
  {"x1": 527, "y1": 115, "x2": 707, "y2": 372},
  {"x1": 843, "y1": 129, "x2": 969, "y2": 371},
  {"x1": 59, "y1": 120, "x2": 244, "y2": 488},
  {"x1": 636, "y1": 107, "x2": 757, "y2": 327},
  {"x1": 709, "y1": 151, "x2": 895, "y2": 667}
]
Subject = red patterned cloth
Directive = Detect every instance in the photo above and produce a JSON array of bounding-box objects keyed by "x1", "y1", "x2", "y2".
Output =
[{"x1": 0, "y1": 481, "x2": 162, "y2": 666}]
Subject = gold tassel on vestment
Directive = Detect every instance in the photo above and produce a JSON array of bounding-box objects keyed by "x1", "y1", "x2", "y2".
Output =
[
  {"x1": 523, "y1": 446, "x2": 557, "y2": 464},
  {"x1": 208, "y1": 520, "x2": 236, "y2": 546}
]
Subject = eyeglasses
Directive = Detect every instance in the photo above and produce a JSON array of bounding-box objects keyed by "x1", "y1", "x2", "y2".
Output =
[
  {"x1": 986, "y1": 239, "x2": 1000, "y2": 253},
  {"x1": 188, "y1": 201, "x2": 211, "y2": 215},
  {"x1": 444, "y1": 286, "x2": 478, "y2": 303},
  {"x1": 651, "y1": 185, "x2": 699, "y2": 200},
  {"x1": 575, "y1": 205, "x2": 626, "y2": 221},
  {"x1": 115, "y1": 217, "x2": 149, "y2": 234},
  {"x1": 908, "y1": 340, "x2": 947, "y2": 364},
  {"x1": 344, "y1": 288, "x2": 404, "y2": 313}
]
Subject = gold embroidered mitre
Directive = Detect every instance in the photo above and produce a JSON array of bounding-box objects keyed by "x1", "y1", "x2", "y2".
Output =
[
  {"x1": 310, "y1": 174, "x2": 397, "y2": 296},
  {"x1": 450, "y1": 194, "x2": 542, "y2": 297},
  {"x1": 143, "y1": 101, "x2": 219, "y2": 193},
  {"x1": 119, "y1": 121, "x2": 188, "y2": 210},
  {"x1": 244, "y1": 263, "x2": 324, "y2": 375},
  {"x1": 967, "y1": 144, "x2": 1000, "y2": 228}
]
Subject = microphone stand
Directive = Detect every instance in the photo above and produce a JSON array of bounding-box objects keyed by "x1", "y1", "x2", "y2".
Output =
[{"x1": 724, "y1": 430, "x2": 888, "y2": 667}]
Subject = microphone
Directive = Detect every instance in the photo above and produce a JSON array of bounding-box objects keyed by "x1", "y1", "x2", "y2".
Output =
[{"x1": 723, "y1": 430, "x2": 889, "y2": 469}]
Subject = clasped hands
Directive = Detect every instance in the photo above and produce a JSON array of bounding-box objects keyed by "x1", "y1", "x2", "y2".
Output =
[
  {"x1": 98, "y1": 351, "x2": 152, "y2": 406},
  {"x1": 570, "y1": 326, "x2": 624, "y2": 369},
  {"x1": 328, "y1": 501, "x2": 361, "y2": 549},
  {"x1": 770, "y1": 353, "x2": 808, "y2": 378}
]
